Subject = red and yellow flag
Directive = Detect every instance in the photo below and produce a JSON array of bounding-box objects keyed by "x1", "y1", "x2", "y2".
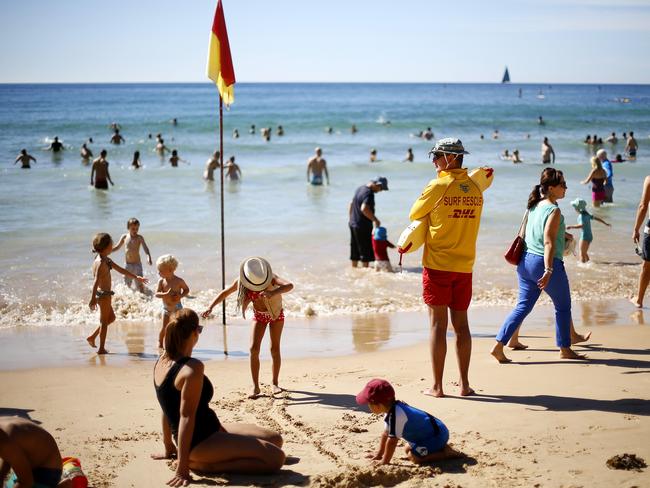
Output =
[{"x1": 207, "y1": 0, "x2": 235, "y2": 105}]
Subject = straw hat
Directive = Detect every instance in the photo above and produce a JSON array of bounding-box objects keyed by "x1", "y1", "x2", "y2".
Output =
[{"x1": 239, "y1": 257, "x2": 273, "y2": 291}]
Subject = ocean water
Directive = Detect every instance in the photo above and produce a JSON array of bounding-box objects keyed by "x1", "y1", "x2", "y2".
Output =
[{"x1": 0, "y1": 83, "x2": 648, "y2": 329}]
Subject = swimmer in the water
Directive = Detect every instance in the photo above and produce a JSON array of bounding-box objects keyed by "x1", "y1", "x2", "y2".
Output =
[
  {"x1": 80, "y1": 143, "x2": 93, "y2": 161},
  {"x1": 110, "y1": 129, "x2": 125, "y2": 145},
  {"x1": 404, "y1": 148, "x2": 414, "y2": 162},
  {"x1": 306, "y1": 147, "x2": 329, "y2": 186},
  {"x1": 204, "y1": 151, "x2": 220, "y2": 181},
  {"x1": 225, "y1": 156, "x2": 241, "y2": 181},
  {"x1": 169, "y1": 149, "x2": 188, "y2": 167},
  {"x1": 14, "y1": 149, "x2": 37, "y2": 168},
  {"x1": 47, "y1": 137, "x2": 64, "y2": 153}
]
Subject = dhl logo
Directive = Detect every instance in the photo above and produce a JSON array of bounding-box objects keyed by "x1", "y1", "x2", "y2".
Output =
[{"x1": 449, "y1": 209, "x2": 476, "y2": 219}]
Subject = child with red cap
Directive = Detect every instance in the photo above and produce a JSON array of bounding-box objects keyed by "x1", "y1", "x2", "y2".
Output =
[{"x1": 356, "y1": 378, "x2": 462, "y2": 464}]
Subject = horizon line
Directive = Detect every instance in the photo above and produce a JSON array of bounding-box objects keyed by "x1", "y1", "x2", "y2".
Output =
[{"x1": 1, "y1": 81, "x2": 649, "y2": 86}]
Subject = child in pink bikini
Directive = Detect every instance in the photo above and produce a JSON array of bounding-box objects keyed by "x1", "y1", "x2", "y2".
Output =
[{"x1": 201, "y1": 257, "x2": 293, "y2": 398}]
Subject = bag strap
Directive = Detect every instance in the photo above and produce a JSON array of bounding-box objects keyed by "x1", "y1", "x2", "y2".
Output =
[{"x1": 517, "y1": 210, "x2": 529, "y2": 239}]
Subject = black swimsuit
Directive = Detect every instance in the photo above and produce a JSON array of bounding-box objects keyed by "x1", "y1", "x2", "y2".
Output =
[{"x1": 154, "y1": 357, "x2": 221, "y2": 450}]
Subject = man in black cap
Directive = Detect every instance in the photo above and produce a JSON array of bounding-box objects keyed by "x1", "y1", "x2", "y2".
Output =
[{"x1": 348, "y1": 176, "x2": 388, "y2": 267}]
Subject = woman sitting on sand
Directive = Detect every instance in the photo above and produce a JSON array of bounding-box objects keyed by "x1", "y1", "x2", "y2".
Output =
[
  {"x1": 152, "y1": 309, "x2": 285, "y2": 485},
  {"x1": 491, "y1": 168, "x2": 589, "y2": 363}
]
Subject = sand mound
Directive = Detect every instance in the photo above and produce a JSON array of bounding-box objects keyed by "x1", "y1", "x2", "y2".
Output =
[{"x1": 312, "y1": 465, "x2": 442, "y2": 487}]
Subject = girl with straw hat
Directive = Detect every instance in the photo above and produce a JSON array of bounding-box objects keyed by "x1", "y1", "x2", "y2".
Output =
[{"x1": 202, "y1": 257, "x2": 293, "y2": 398}]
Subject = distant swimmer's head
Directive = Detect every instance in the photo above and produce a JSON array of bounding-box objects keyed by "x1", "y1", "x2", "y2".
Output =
[
  {"x1": 370, "y1": 176, "x2": 389, "y2": 192},
  {"x1": 229, "y1": 156, "x2": 235, "y2": 163},
  {"x1": 92, "y1": 233, "x2": 113, "y2": 254},
  {"x1": 315, "y1": 147, "x2": 322, "y2": 156},
  {"x1": 171, "y1": 150, "x2": 178, "y2": 156},
  {"x1": 165, "y1": 308, "x2": 202, "y2": 360},
  {"x1": 213, "y1": 150, "x2": 220, "y2": 158},
  {"x1": 54, "y1": 136, "x2": 59, "y2": 142},
  {"x1": 133, "y1": 150, "x2": 140, "y2": 158},
  {"x1": 20, "y1": 149, "x2": 27, "y2": 155},
  {"x1": 100, "y1": 149, "x2": 107, "y2": 157},
  {"x1": 630, "y1": 131, "x2": 634, "y2": 137},
  {"x1": 114, "y1": 128, "x2": 120, "y2": 134},
  {"x1": 596, "y1": 148, "x2": 607, "y2": 161},
  {"x1": 356, "y1": 378, "x2": 395, "y2": 413},
  {"x1": 127, "y1": 217, "x2": 140, "y2": 232},
  {"x1": 157, "y1": 254, "x2": 179, "y2": 275}
]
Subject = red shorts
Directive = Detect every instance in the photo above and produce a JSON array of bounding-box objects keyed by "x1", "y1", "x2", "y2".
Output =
[{"x1": 422, "y1": 268, "x2": 473, "y2": 311}]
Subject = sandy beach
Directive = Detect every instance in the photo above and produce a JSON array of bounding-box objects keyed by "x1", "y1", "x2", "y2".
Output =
[{"x1": 1, "y1": 312, "x2": 648, "y2": 487}]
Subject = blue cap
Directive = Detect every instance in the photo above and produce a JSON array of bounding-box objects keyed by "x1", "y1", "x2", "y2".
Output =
[{"x1": 373, "y1": 226, "x2": 387, "y2": 240}]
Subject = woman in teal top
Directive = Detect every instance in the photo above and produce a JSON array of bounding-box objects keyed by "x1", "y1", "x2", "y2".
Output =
[{"x1": 492, "y1": 168, "x2": 587, "y2": 363}]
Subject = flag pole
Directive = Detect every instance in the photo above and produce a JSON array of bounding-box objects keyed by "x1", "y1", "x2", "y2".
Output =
[{"x1": 219, "y1": 95, "x2": 228, "y2": 352}]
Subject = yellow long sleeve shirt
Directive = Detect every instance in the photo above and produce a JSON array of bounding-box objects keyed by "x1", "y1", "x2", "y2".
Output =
[{"x1": 409, "y1": 167, "x2": 493, "y2": 273}]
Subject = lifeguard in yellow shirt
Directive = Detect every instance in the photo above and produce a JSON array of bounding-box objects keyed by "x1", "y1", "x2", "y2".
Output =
[{"x1": 409, "y1": 138, "x2": 493, "y2": 398}]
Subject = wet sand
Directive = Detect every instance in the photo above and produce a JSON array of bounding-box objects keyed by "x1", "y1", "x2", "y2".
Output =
[
  {"x1": 1, "y1": 303, "x2": 649, "y2": 487},
  {"x1": 0, "y1": 299, "x2": 644, "y2": 370}
]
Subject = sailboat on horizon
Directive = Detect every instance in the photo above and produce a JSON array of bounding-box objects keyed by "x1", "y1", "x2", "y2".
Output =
[{"x1": 501, "y1": 66, "x2": 510, "y2": 83}]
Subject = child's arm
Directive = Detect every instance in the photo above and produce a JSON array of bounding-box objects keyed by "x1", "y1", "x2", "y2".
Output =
[
  {"x1": 266, "y1": 275, "x2": 294, "y2": 298},
  {"x1": 565, "y1": 224, "x2": 583, "y2": 230},
  {"x1": 111, "y1": 234, "x2": 127, "y2": 253},
  {"x1": 201, "y1": 279, "x2": 238, "y2": 318},
  {"x1": 178, "y1": 278, "x2": 190, "y2": 298},
  {"x1": 140, "y1": 236, "x2": 153, "y2": 265},
  {"x1": 155, "y1": 279, "x2": 168, "y2": 298},
  {"x1": 387, "y1": 240, "x2": 396, "y2": 249},
  {"x1": 368, "y1": 430, "x2": 388, "y2": 460},
  {"x1": 89, "y1": 265, "x2": 101, "y2": 310},
  {"x1": 381, "y1": 437, "x2": 399, "y2": 464},
  {"x1": 594, "y1": 216, "x2": 611, "y2": 227},
  {"x1": 112, "y1": 261, "x2": 149, "y2": 284}
]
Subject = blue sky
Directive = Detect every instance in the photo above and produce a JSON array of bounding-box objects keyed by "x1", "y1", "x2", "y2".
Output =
[{"x1": 1, "y1": 0, "x2": 649, "y2": 83}]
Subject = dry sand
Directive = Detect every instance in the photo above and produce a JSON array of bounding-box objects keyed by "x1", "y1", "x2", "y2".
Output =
[{"x1": 1, "y1": 322, "x2": 649, "y2": 487}]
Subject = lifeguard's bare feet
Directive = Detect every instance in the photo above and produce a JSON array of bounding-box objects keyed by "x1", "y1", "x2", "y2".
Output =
[
  {"x1": 460, "y1": 386, "x2": 475, "y2": 397},
  {"x1": 248, "y1": 387, "x2": 261, "y2": 399},
  {"x1": 422, "y1": 387, "x2": 445, "y2": 398},
  {"x1": 97, "y1": 348, "x2": 109, "y2": 355},
  {"x1": 272, "y1": 385, "x2": 283, "y2": 395},
  {"x1": 571, "y1": 331, "x2": 592, "y2": 344},
  {"x1": 86, "y1": 336, "x2": 96, "y2": 348}
]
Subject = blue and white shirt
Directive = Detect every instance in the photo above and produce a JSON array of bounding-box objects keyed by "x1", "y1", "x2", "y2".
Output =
[{"x1": 384, "y1": 400, "x2": 440, "y2": 443}]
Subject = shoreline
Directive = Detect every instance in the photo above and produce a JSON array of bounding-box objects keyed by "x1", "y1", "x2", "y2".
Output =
[
  {"x1": 0, "y1": 298, "x2": 644, "y2": 371},
  {"x1": 1, "y1": 321, "x2": 648, "y2": 487}
]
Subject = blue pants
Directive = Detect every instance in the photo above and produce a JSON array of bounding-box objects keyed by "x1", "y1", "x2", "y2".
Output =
[{"x1": 496, "y1": 252, "x2": 571, "y2": 348}]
